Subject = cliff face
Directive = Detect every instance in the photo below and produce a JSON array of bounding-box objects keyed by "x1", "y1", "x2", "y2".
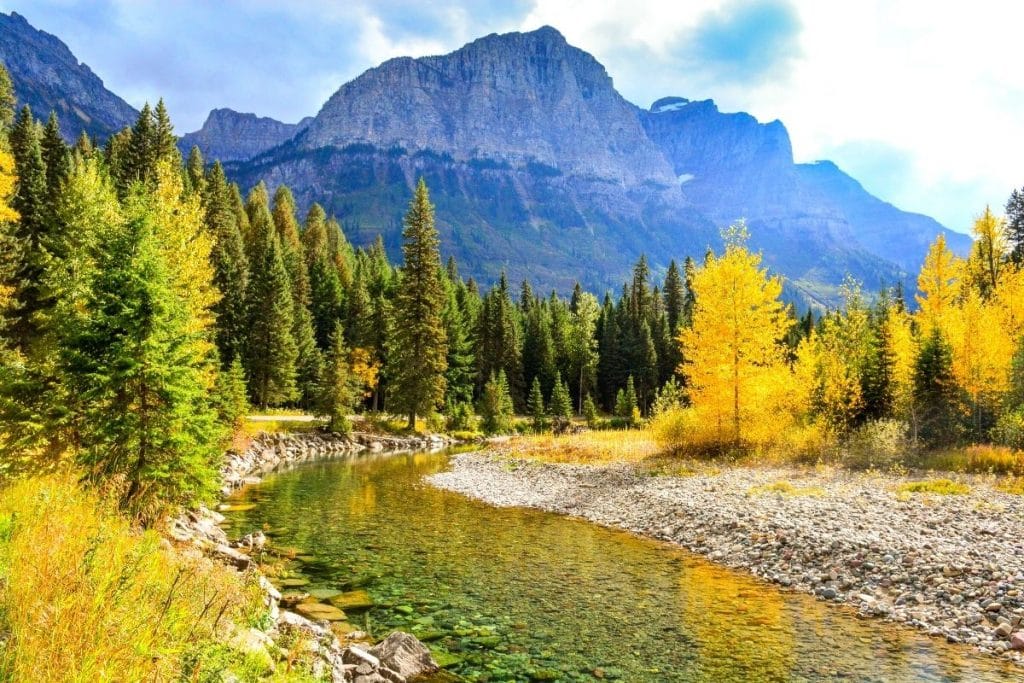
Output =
[
  {"x1": 0, "y1": 12, "x2": 137, "y2": 140},
  {"x1": 179, "y1": 109, "x2": 312, "y2": 162}
]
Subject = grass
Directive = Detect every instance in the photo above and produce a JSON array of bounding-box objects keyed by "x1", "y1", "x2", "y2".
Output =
[
  {"x1": 896, "y1": 478, "x2": 971, "y2": 496},
  {"x1": 919, "y1": 445, "x2": 1024, "y2": 476},
  {"x1": 996, "y1": 476, "x2": 1024, "y2": 495},
  {"x1": 0, "y1": 473, "x2": 312, "y2": 682},
  {"x1": 747, "y1": 480, "x2": 825, "y2": 497},
  {"x1": 504, "y1": 429, "x2": 662, "y2": 464}
]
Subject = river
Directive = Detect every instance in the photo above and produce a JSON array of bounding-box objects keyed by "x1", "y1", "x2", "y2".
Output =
[{"x1": 221, "y1": 449, "x2": 1017, "y2": 682}]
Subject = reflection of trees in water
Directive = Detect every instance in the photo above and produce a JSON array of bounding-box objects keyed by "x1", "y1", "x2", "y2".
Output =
[{"x1": 679, "y1": 561, "x2": 796, "y2": 682}]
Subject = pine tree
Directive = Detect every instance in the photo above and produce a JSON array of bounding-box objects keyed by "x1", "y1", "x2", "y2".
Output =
[
  {"x1": 0, "y1": 63, "x2": 14, "y2": 131},
  {"x1": 151, "y1": 99, "x2": 179, "y2": 167},
  {"x1": 244, "y1": 186, "x2": 298, "y2": 406},
  {"x1": 522, "y1": 301, "x2": 556, "y2": 398},
  {"x1": 120, "y1": 103, "x2": 154, "y2": 189},
  {"x1": 528, "y1": 375, "x2": 546, "y2": 432},
  {"x1": 549, "y1": 371, "x2": 572, "y2": 420},
  {"x1": 186, "y1": 145, "x2": 206, "y2": 194},
  {"x1": 202, "y1": 163, "x2": 249, "y2": 365},
  {"x1": 387, "y1": 179, "x2": 447, "y2": 428},
  {"x1": 480, "y1": 370, "x2": 514, "y2": 435},
  {"x1": 443, "y1": 272, "x2": 475, "y2": 405},
  {"x1": 213, "y1": 357, "x2": 249, "y2": 428},
  {"x1": 615, "y1": 375, "x2": 639, "y2": 425},
  {"x1": 319, "y1": 322, "x2": 355, "y2": 434},
  {"x1": 40, "y1": 112, "x2": 69, "y2": 209},
  {"x1": 8, "y1": 106, "x2": 49, "y2": 349},
  {"x1": 1006, "y1": 188, "x2": 1024, "y2": 265},
  {"x1": 66, "y1": 207, "x2": 221, "y2": 521},
  {"x1": 912, "y1": 327, "x2": 962, "y2": 447},
  {"x1": 663, "y1": 259, "x2": 685, "y2": 332},
  {"x1": 583, "y1": 394, "x2": 598, "y2": 428}
]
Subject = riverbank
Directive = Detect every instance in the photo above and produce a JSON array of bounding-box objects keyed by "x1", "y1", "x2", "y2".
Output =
[
  {"x1": 429, "y1": 450, "x2": 1024, "y2": 665},
  {"x1": 171, "y1": 430, "x2": 456, "y2": 682}
]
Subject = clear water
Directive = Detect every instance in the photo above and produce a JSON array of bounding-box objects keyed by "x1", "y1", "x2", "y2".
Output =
[{"x1": 222, "y1": 450, "x2": 1018, "y2": 682}]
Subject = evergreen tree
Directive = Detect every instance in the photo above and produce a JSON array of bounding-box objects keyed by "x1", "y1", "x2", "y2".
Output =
[
  {"x1": 319, "y1": 322, "x2": 355, "y2": 435},
  {"x1": 8, "y1": 106, "x2": 49, "y2": 349},
  {"x1": 151, "y1": 99, "x2": 179, "y2": 167},
  {"x1": 682, "y1": 255, "x2": 697, "y2": 326},
  {"x1": 528, "y1": 375, "x2": 546, "y2": 432},
  {"x1": 202, "y1": 162, "x2": 249, "y2": 365},
  {"x1": 213, "y1": 357, "x2": 249, "y2": 428},
  {"x1": 1006, "y1": 188, "x2": 1024, "y2": 265},
  {"x1": 186, "y1": 145, "x2": 206, "y2": 194},
  {"x1": 0, "y1": 63, "x2": 14, "y2": 131},
  {"x1": 549, "y1": 371, "x2": 572, "y2": 419},
  {"x1": 911, "y1": 327, "x2": 962, "y2": 447},
  {"x1": 480, "y1": 370, "x2": 514, "y2": 435},
  {"x1": 615, "y1": 375, "x2": 639, "y2": 424},
  {"x1": 860, "y1": 301, "x2": 896, "y2": 420},
  {"x1": 387, "y1": 179, "x2": 447, "y2": 428},
  {"x1": 65, "y1": 208, "x2": 220, "y2": 521},
  {"x1": 663, "y1": 259, "x2": 685, "y2": 332},
  {"x1": 475, "y1": 276, "x2": 524, "y2": 408},
  {"x1": 443, "y1": 272, "x2": 475, "y2": 405},
  {"x1": 244, "y1": 187, "x2": 298, "y2": 406},
  {"x1": 583, "y1": 393, "x2": 599, "y2": 428},
  {"x1": 40, "y1": 112, "x2": 69, "y2": 209},
  {"x1": 120, "y1": 103, "x2": 154, "y2": 189},
  {"x1": 522, "y1": 301, "x2": 556, "y2": 398}
]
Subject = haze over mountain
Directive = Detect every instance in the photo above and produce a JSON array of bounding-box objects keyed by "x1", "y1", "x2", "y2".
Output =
[{"x1": 0, "y1": 13, "x2": 971, "y2": 305}]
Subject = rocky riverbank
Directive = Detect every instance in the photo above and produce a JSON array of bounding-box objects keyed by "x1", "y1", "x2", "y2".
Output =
[
  {"x1": 170, "y1": 430, "x2": 455, "y2": 682},
  {"x1": 429, "y1": 451, "x2": 1024, "y2": 666}
]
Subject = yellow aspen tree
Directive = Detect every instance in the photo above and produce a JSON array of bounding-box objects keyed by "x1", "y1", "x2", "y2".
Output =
[
  {"x1": 885, "y1": 306, "x2": 917, "y2": 418},
  {"x1": 915, "y1": 234, "x2": 962, "y2": 334},
  {"x1": 946, "y1": 288, "x2": 1013, "y2": 430},
  {"x1": 966, "y1": 206, "x2": 1007, "y2": 296},
  {"x1": 994, "y1": 264, "x2": 1024, "y2": 343},
  {"x1": 0, "y1": 149, "x2": 18, "y2": 222},
  {"x1": 678, "y1": 222, "x2": 792, "y2": 447}
]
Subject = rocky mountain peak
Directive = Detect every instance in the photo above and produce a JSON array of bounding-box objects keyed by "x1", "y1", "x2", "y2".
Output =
[
  {"x1": 300, "y1": 26, "x2": 676, "y2": 187},
  {"x1": 0, "y1": 11, "x2": 137, "y2": 140},
  {"x1": 179, "y1": 108, "x2": 311, "y2": 162}
]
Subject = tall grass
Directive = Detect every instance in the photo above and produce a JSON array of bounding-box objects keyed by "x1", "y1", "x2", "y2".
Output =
[
  {"x1": 0, "y1": 474, "x2": 269, "y2": 682},
  {"x1": 506, "y1": 430, "x2": 661, "y2": 464}
]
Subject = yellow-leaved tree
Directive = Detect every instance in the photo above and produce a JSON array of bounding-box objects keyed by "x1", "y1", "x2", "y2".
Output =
[
  {"x1": 678, "y1": 222, "x2": 794, "y2": 448},
  {"x1": 915, "y1": 233, "x2": 962, "y2": 333}
]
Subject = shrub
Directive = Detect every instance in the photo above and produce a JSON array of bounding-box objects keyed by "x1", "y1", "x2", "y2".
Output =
[
  {"x1": 445, "y1": 401, "x2": 476, "y2": 432},
  {"x1": 0, "y1": 474, "x2": 269, "y2": 681},
  {"x1": 992, "y1": 409, "x2": 1024, "y2": 450},
  {"x1": 896, "y1": 478, "x2": 970, "y2": 495},
  {"x1": 841, "y1": 419, "x2": 911, "y2": 470}
]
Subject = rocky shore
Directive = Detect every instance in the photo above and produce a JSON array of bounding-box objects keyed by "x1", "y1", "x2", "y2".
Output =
[
  {"x1": 170, "y1": 430, "x2": 455, "y2": 682},
  {"x1": 429, "y1": 451, "x2": 1024, "y2": 666}
]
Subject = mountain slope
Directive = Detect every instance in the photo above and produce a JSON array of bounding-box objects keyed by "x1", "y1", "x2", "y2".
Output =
[
  {"x1": 232, "y1": 27, "x2": 717, "y2": 292},
  {"x1": 179, "y1": 108, "x2": 312, "y2": 162},
  {"x1": 0, "y1": 12, "x2": 137, "y2": 140}
]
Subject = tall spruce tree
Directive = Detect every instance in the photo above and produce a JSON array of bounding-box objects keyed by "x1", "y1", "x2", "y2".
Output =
[
  {"x1": 549, "y1": 371, "x2": 573, "y2": 419},
  {"x1": 387, "y1": 179, "x2": 447, "y2": 428},
  {"x1": 1005, "y1": 187, "x2": 1024, "y2": 265},
  {"x1": 528, "y1": 376, "x2": 546, "y2": 432},
  {"x1": 912, "y1": 327, "x2": 962, "y2": 447},
  {"x1": 202, "y1": 163, "x2": 249, "y2": 366},
  {"x1": 663, "y1": 259, "x2": 685, "y2": 332},
  {"x1": 244, "y1": 186, "x2": 298, "y2": 406},
  {"x1": 319, "y1": 321, "x2": 355, "y2": 434},
  {"x1": 480, "y1": 370, "x2": 514, "y2": 435}
]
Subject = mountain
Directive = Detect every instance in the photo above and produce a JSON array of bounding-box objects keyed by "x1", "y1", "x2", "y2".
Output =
[
  {"x1": 640, "y1": 97, "x2": 971, "y2": 283},
  {"x1": 231, "y1": 27, "x2": 716, "y2": 293},
  {"x1": 0, "y1": 12, "x2": 137, "y2": 140},
  {"x1": 179, "y1": 108, "x2": 313, "y2": 162},
  {"x1": 227, "y1": 27, "x2": 966, "y2": 303}
]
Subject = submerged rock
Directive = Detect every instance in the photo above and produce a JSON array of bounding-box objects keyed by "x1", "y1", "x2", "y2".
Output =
[{"x1": 369, "y1": 632, "x2": 440, "y2": 680}]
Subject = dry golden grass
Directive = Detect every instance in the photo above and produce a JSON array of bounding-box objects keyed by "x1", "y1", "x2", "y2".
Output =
[
  {"x1": 921, "y1": 445, "x2": 1024, "y2": 476},
  {"x1": 504, "y1": 429, "x2": 662, "y2": 464},
  {"x1": 996, "y1": 476, "x2": 1024, "y2": 495},
  {"x1": 0, "y1": 474, "x2": 273, "y2": 682}
]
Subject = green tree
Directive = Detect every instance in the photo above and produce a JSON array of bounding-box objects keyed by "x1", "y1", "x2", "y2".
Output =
[
  {"x1": 582, "y1": 394, "x2": 599, "y2": 428},
  {"x1": 527, "y1": 375, "x2": 546, "y2": 432},
  {"x1": 202, "y1": 162, "x2": 249, "y2": 365},
  {"x1": 0, "y1": 63, "x2": 15, "y2": 130},
  {"x1": 615, "y1": 376, "x2": 638, "y2": 424},
  {"x1": 1007, "y1": 188, "x2": 1024, "y2": 265},
  {"x1": 244, "y1": 187, "x2": 298, "y2": 407},
  {"x1": 65, "y1": 206, "x2": 220, "y2": 521},
  {"x1": 549, "y1": 371, "x2": 573, "y2": 420},
  {"x1": 567, "y1": 290, "x2": 599, "y2": 413},
  {"x1": 387, "y1": 179, "x2": 447, "y2": 429},
  {"x1": 213, "y1": 357, "x2": 249, "y2": 429},
  {"x1": 319, "y1": 322, "x2": 356, "y2": 435},
  {"x1": 40, "y1": 112, "x2": 69, "y2": 209},
  {"x1": 911, "y1": 327, "x2": 962, "y2": 447},
  {"x1": 480, "y1": 370, "x2": 514, "y2": 435},
  {"x1": 663, "y1": 259, "x2": 685, "y2": 332}
]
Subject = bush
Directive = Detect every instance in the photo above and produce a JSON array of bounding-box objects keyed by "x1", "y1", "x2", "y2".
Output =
[
  {"x1": 841, "y1": 419, "x2": 911, "y2": 470},
  {"x1": 445, "y1": 401, "x2": 476, "y2": 432},
  {"x1": 992, "y1": 409, "x2": 1024, "y2": 450},
  {"x1": 0, "y1": 474, "x2": 269, "y2": 681},
  {"x1": 897, "y1": 478, "x2": 970, "y2": 495}
]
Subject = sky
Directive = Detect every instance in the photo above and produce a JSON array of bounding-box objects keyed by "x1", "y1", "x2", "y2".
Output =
[{"x1": 2, "y1": 0, "x2": 1019, "y2": 233}]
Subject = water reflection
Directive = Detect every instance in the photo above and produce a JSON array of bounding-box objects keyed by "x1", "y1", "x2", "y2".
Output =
[{"x1": 224, "y1": 451, "x2": 1016, "y2": 682}]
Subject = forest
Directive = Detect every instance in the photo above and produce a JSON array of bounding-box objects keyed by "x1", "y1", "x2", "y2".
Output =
[{"x1": 0, "y1": 62, "x2": 1023, "y2": 523}]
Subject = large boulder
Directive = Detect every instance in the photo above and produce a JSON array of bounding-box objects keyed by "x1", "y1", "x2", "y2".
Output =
[{"x1": 369, "y1": 632, "x2": 439, "y2": 680}]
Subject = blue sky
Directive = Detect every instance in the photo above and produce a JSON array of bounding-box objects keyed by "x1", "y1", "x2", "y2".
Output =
[{"x1": 2, "y1": 0, "x2": 1018, "y2": 233}]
